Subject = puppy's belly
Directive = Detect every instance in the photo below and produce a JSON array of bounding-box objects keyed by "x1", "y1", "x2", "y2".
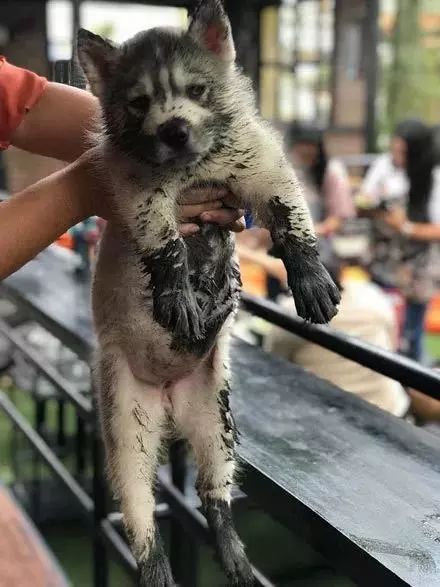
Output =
[
  {"x1": 126, "y1": 344, "x2": 204, "y2": 388},
  {"x1": 114, "y1": 317, "x2": 208, "y2": 387},
  {"x1": 95, "y1": 285, "x2": 219, "y2": 386}
]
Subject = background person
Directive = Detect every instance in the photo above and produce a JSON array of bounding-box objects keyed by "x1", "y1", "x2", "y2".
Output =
[
  {"x1": 264, "y1": 256, "x2": 410, "y2": 417},
  {"x1": 359, "y1": 119, "x2": 440, "y2": 362},
  {"x1": 286, "y1": 121, "x2": 355, "y2": 237}
]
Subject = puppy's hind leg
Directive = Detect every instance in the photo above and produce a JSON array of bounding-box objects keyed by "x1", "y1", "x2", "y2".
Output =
[
  {"x1": 95, "y1": 348, "x2": 175, "y2": 587},
  {"x1": 172, "y1": 338, "x2": 254, "y2": 586}
]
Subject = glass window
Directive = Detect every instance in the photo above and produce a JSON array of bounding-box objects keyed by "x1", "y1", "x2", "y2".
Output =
[
  {"x1": 259, "y1": 0, "x2": 335, "y2": 125},
  {"x1": 81, "y1": 2, "x2": 186, "y2": 43},
  {"x1": 46, "y1": 2, "x2": 186, "y2": 61}
]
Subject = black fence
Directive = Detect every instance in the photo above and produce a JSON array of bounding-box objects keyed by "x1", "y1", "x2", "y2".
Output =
[
  {"x1": 0, "y1": 307, "x2": 278, "y2": 586},
  {"x1": 241, "y1": 293, "x2": 440, "y2": 401}
]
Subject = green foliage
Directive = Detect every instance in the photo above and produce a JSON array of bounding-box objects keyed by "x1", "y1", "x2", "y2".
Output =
[
  {"x1": 92, "y1": 22, "x2": 115, "y2": 40},
  {"x1": 379, "y1": 0, "x2": 440, "y2": 142}
]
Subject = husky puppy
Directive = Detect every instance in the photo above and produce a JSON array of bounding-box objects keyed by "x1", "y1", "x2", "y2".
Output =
[{"x1": 77, "y1": 1, "x2": 340, "y2": 585}]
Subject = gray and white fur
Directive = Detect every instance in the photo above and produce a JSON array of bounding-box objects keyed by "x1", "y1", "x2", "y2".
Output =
[{"x1": 77, "y1": 1, "x2": 340, "y2": 585}]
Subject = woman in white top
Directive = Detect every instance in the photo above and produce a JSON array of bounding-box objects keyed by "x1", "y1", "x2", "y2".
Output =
[
  {"x1": 265, "y1": 260, "x2": 410, "y2": 417},
  {"x1": 360, "y1": 119, "x2": 440, "y2": 361}
]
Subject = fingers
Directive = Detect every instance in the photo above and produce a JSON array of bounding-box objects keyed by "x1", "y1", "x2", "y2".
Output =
[
  {"x1": 178, "y1": 200, "x2": 223, "y2": 221},
  {"x1": 227, "y1": 217, "x2": 246, "y2": 233},
  {"x1": 178, "y1": 212, "x2": 246, "y2": 238},
  {"x1": 178, "y1": 223, "x2": 201, "y2": 237},
  {"x1": 180, "y1": 187, "x2": 231, "y2": 205},
  {"x1": 200, "y1": 208, "x2": 245, "y2": 227}
]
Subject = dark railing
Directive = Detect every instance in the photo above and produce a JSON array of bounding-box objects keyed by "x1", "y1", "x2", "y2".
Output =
[
  {"x1": 0, "y1": 315, "x2": 274, "y2": 587},
  {"x1": 0, "y1": 391, "x2": 94, "y2": 517},
  {"x1": 2, "y1": 288, "x2": 440, "y2": 585},
  {"x1": 241, "y1": 293, "x2": 440, "y2": 401}
]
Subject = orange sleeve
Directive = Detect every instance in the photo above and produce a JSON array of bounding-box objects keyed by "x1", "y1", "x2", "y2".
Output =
[{"x1": 0, "y1": 57, "x2": 48, "y2": 150}]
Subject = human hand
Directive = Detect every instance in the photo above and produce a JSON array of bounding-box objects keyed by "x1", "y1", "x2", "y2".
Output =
[
  {"x1": 380, "y1": 207, "x2": 407, "y2": 232},
  {"x1": 315, "y1": 217, "x2": 341, "y2": 237},
  {"x1": 178, "y1": 187, "x2": 245, "y2": 236},
  {"x1": 75, "y1": 150, "x2": 245, "y2": 236}
]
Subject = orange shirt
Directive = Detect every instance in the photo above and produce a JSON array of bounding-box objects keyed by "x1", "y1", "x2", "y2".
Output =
[{"x1": 0, "y1": 57, "x2": 47, "y2": 150}]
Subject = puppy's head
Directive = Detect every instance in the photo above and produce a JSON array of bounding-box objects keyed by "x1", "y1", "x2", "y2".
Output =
[{"x1": 77, "y1": 0, "x2": 242, "y2": 167}]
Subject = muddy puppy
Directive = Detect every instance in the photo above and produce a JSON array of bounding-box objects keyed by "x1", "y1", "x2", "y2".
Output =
[{"x1": 77, "y1": 1, "x2": 340, "y2": 585}]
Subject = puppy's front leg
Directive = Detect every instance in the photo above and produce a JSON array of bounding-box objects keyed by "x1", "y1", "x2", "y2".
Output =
[
  {"x1": 128, "y1": 187, "x2": 202, "y2": 343},
  {"x1": 230, "y1": 122, "x2": 341, "y2": 323}
]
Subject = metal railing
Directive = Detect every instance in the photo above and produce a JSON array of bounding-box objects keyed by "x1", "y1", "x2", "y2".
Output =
[
  {"x1": 241, "y1": 292, "x2": 440, "y2": 400},
  {"x1": 0, "y1": 317, "x2": 274, "y2": 587},
  {"x1": 1, "y1": 288, "x2": 439, "y2": 585}
]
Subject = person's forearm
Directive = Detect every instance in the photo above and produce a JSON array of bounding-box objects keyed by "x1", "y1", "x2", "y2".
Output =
[
  {"x1": 405, "y1": 222, "x2": 440, "y2": 241},
  {"x1": 0, "y1": 161, "x2": 92, "y2": 279},
  {"x1": 316, "y1": 216, "x2": 341, "y2": 236},
  {"x1": 10, "y1": 82, "x2": 98, "y2": 162},
  {"x1": 238, "y1": 247, "x2": 287, "y2": 287},
  {"x1": 260, "y1": 255, "x2": 287, "y2": 286}
]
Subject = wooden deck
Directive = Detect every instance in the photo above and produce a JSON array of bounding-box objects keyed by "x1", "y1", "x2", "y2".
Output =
[{"x1": 0, "y1": 485, "x2": 69, "y2": 587}]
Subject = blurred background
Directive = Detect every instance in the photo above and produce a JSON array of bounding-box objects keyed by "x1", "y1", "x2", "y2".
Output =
[{"x1": 1, "y1": 1, "x2": 440, "y2": 585}]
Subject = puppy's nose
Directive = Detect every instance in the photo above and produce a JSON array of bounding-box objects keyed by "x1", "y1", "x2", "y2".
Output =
[{"x1": 158, "y1": 118, "x2": 190, "y2": 149}]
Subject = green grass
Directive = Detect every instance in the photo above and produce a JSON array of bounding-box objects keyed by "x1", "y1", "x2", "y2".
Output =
[{"x1": 426, "y1": 334, "x2": 440, "y2": 362}]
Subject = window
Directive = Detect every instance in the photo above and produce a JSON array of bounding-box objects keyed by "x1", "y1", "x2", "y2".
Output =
[
  {"x1": 46, "y1": 1, "x2": 186, "y2": 61},
  {"x1": 259, "y1": 0, "x2": 335, "y2": 126}
]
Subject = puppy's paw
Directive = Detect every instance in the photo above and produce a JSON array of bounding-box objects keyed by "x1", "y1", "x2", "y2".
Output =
[
  {"x1": 227, "y1": 548, "x2": 255, "y2": 587},
  {"x1": 154, "y1": 286, "x2": 203, "y2": 341},
  {"x1": 275, "y1": 236, "x2": 341, "y2": 324},
  {"x1": 289, "y1": 260, "x2": 341, "y2": 324},
  {"x1": 138, "y1": 547, "x2": 175, "y2": 587},
  {"x1": 205, "y1": 499, "x2": 255, "y2": 587}
]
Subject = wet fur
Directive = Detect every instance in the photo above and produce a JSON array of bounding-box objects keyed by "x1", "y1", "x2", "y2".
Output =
[{"x1": 78, "y1": 1, "x2": 340, "y2": 585}]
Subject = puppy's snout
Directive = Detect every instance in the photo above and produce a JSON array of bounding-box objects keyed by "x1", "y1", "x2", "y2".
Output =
[{"x1": 158, "y1": 118, "x2": 190, "y2": 149}]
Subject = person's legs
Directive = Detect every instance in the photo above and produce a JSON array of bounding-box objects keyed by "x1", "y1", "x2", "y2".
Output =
[
  {"x1": 408, "y1": 388, "x2": 440, "y2": 423},
  {"x1": 402, "y1": 301, "x2": 428, "y2": 361}
]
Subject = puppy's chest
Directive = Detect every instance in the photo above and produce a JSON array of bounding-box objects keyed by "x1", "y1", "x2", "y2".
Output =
[{"x1": 186, "y1": 226, "x2": 238, "y2": 295}]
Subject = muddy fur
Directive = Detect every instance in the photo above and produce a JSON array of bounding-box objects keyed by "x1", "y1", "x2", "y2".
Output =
[{"x1": 77, "y1": 1, "x2": 340, "y2": 584}]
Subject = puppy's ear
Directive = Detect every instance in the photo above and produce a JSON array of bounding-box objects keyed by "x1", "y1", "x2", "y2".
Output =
[
  {"x1": 77, "y1": 28, "x2": 119, "y2": 97},
  {"x1": 188, "y1": 0, "x2": 236, "y2": 62}
]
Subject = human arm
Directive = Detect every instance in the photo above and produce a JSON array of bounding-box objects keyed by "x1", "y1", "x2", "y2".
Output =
[
  {"x1": 0, "y1": 155, "x2": 95, "y2": 279},
  {"x1": 7, "y1": 74, "x2": 243, "y2": 220},
  {"x1": 0, "y1": 61, "x2": 244, "y2": 278},
  {"x1": 7, "y1": 77, "x2": 244, "y2": 227},
  {"x1": 408, "y1": 388, "x2": 440, "y2": 423},
  {"x1": 236, "y1": 243, "x2": 287, "y2": 288},
  {"x1": 315, "y1": 215, "x2": 343, "y2": 237},
  {"x1": 381, "y1": 207, "x2": 440, "y2": 241},
  {"x1": 0, "y1": 148, "x2": 244, "y2": 280},
  {"x1": 316, "y1": 160, "x2": 355, "y2": 236},
  {"x1": 10, "y1": 80, "x2": 97, "y2": 162},
  {"x1": 356, "y1": 155, "x2": 389, "y2": 205}
]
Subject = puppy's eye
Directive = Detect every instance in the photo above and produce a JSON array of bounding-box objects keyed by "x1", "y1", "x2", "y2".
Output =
[
  {"x1": 128, "y1": 95, "x2": 150, "y2": 112},
  {"x1": 187, "y1": 84, "x2": 206, "y2": 100}
]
